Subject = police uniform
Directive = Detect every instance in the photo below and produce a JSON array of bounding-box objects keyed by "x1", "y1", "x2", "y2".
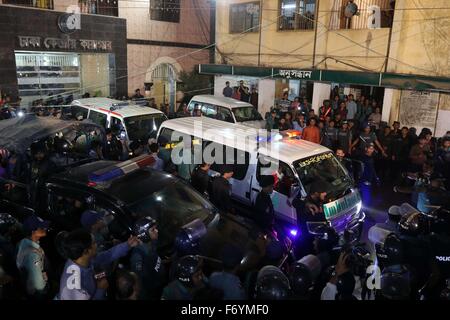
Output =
[
  {"x1": 211, "y1": 176, "x2": 232, "y2": 213},
  {"x1": 130, "y1": 242, "x2": 166, "y2": 299},
  {"x1": 161, "y1": 279, "x2": 193, "y2": 300},
  {"x1": 16, "y1": 238, "x2": 48, "y2": 297},
  {"x1": 254, "y1": 191, "x2": 275, "y2": 231},
  {"x1": 190, "y1": 167, "x2": 210, "y2": 195}
]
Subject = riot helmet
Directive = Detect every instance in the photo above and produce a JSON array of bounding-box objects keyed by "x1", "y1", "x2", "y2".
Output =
[
  {"x1": 398, "y1": 211, "x2": 427, "y2": 236},
  {"x1": 175, "y1": 255, "x2": 203, "y2": 288},
  {"x1": 429, "y1": 207, "x2": 450, "y2": 236},
  {"x1": 383, "y1": 233, "x2": 404, "y2": 265},
  {"x1": 133, "y1": 216, "x2": 157, "y2": 243},
  {"x1": 255, "y1": 266, "x2": 291, "y2": 300},
  {"x1": 290, "y1": 262, "x2": 313, "y2": 297},
  {"x1": 0, "y1": 213, "x2": 17, "y2": 235},
  {"x1": 174, "y1": 219, "x2": 207, "y2": 256},
  {"x1": 313, "y1": 225, "x2": 339, "y2": 253}
]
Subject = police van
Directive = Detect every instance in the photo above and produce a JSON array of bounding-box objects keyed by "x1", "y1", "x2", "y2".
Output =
[
  {"x1": 187, "y1": 95, "x2": 265, "y2": 128},
  {"x1": 157, "y1": 117, "x2": 364, "y2": 234},
  {"x1": 69, "y1": 98, "x2": 167, "y2": 144}
]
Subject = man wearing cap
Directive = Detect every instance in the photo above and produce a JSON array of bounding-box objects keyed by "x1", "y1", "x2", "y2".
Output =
[
  {"x1": 209, "y1": 244, "x2": 246, "y2": 300},
  {"x1": 254, "y1": 175, "x2": 275, "y2": 232},
  {"x1": 211, "y1": 165, "x2": 234, "y2": 214},
  {"x1": 16, "y1": 215, "x2": 50, "y2": 299}
]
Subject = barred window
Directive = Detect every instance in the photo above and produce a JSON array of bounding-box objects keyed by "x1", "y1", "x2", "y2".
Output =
[
  {"x1": 150, "y1": 0, "x2": 180, "y2": 23},
  {"x1": 229, "y1": 2, "x2": 260, "y2": 33},
  {"x1": 279, "y1": 0, "x2": 316, "y2": 31}
]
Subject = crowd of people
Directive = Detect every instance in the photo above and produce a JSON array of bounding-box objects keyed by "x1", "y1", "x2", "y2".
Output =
[{"x1": 264, "y1": 91, "x2": 450, "y2": 188}]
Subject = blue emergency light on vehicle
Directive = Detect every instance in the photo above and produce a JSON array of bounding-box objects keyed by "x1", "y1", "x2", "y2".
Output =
[{"x1": 88, "y1": 154, "x2": 155, "y2": 184}]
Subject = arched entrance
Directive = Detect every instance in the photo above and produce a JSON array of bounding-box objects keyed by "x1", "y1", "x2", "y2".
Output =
[{"x1": 145, "y1": 57, "x2": 182, "y2": 112}]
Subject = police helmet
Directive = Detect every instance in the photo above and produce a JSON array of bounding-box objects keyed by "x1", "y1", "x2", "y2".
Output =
[
  {"x1": 133, "y1": 216, "x2": 157, "y2": 243},
  {"x1": 255, "y1": 266, "x2": 291, "y2": 300},
  {"x1": 175, "y1": 255, "x2": 202, "y2": 287},
  {"x1": 0, "y1": 213, "x2": 17, "y2": 234},
  {"x1": 380, "y1": 271, "x2": 411, "y2": 300},
  {"x1": 336, "y1": 271, "x2": 356, "y2": 299},
  {"x1": 314, "y1": 225, "x2": 339, "y2": 252},
  {"x1": 398, "y1": 211, "x2": 427, "y2": 236},
  {"x1": 290, "y1": 262, "x2": 312, "y2": 297},
  {"x1": 174, "y1": 219, "x2": 207, "y2": 256},
  {"x1": 429, "y1": 207, "x2": 450, "y2": 236},
  {"x1": 383, "y1": 233, "x2": 404, "y2": 265}
]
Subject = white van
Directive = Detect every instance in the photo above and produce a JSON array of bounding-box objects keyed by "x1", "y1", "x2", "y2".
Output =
[
  {"x1": 70, "y1": 98, "x2": 167, "y2": 144},
  {"x1": 157, "y1": 117, "x2": 363, "y2": 233},
  {"x1": 187, "y1": 95, "x2": 265, "y2": 128}
]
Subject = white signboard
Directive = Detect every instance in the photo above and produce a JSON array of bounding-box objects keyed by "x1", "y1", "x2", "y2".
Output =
[{"x1": 399, "y1": 90, "x2": 439, "y2": 134}]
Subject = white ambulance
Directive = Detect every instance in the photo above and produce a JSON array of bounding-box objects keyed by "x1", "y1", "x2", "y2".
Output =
[
  {"x1": 157, "y1": 117, "x2": 363, "y2": 234},
  {"x1": 69, "y1": 98, "x2": 167, "y2": 144},
  {"x1": 187, "y1": 95, "x2": 265, "y2": 129}
]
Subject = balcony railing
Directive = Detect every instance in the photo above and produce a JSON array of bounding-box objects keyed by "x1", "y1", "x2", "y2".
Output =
[
  {"x1": 329, "y1": 0, "x2": 395, "y2": 30},
  {"x1": 79, "y1": 0, "x2": 118, "y2": 17},
  {"x1": 2, "y1": 0, "x2": 54, "y2": 10}
]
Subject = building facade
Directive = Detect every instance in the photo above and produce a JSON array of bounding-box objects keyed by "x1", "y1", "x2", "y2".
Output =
[
  {"x1": 0, "y1": 0, "x2": 212, "y2": 110},
  {"x1": 202, "y1": 0, "x2": 450, "y2": 137},
  {"x1": 120, "y1": 0, "x2": 211, "y2": 110},
  {"x1": 0, "y1": 1, "x2": 127, "y2": 106}
]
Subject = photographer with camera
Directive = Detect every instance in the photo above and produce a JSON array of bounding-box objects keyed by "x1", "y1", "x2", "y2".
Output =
[
  {"x1": 58, "y1": 229, "x2": 140, "y2": 300},
  {"x1": 129, "y1": 217, "x2": 166, "y2": 300},
  {"x1": 321, "y1": 251, "x2": 357, "y2": 300}
]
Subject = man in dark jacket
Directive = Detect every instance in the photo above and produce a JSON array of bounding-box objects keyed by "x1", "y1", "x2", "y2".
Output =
[
  {"x1": 103, "y1": 128, "x2": 123, "y2": 161},
  {"x1": 190, "y1": 162, "x2": 211, "y2": 196},
  {"x1": 254, "y1": 175, "x2": 275, "y2": 232},
  {"x1": 211, "y1": 165, "x2": 234, "y2": 213}
]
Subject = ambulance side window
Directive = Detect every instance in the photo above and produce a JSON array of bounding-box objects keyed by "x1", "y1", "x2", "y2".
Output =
[
  {"x1": 256, "y1": 157, "x2": 294, "y2": 197},
  {"x1": 111, "y1": 117, "x2": 125, "y2": 132},
  {"x1": 88, "y1": 110, "x2": 107, "y2": 129},
  {"x1": 216, "y1": 107, "x2": 234, "y2": 123}
]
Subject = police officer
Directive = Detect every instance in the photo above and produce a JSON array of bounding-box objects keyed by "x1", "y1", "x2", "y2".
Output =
[
  {"x1": 161, "y1": 255, "x2": 205, "y2": 300},
  {"x1": 190, "y1": 162, "x2": 211, "y2": 196},
  {"x1": 29, "y1": 142, "x2": 54, "y2": 213},
  {"x1": 254, "y1": 265, "x2": 291, "y2": 300},
  {"x1": 209, "y1": 244, "x2": 246, "y2": 300},
  {"x1": 420, "y1": 207, "x2": 450, "y2": 299},
  {"x1": 103, "y1": 128, "x2": 123, "y2": 161},
  {"x1": 130, "y1": 217, "x2": 166, "y2": 300},
  {"x1": 211, "y1": 165, "x2": 234, "y2": 213},
  {"x1": 58, "y1": 229, "x2": 140, "y2": 300},
  {"x1": 254, "y1": 175, "x2": 275, "y2": 232},
  {"x1": 16, "y1": 215, "x2": 50, "y2": 299}
]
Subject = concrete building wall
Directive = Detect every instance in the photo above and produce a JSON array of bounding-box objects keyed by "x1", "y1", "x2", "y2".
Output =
[
  {"x1": 214, "y1": 0, "x2": 450, "y2": 136},
  {"x1": 119, "y1": 0, "x2": 210, "y2": 45}
]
